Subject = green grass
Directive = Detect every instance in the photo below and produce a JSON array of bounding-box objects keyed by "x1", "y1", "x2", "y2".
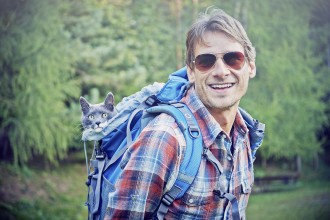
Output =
[
  {"x1": 0, "y1": 157, "x2": 89, "y2": 220},
  {"x1": 1, "y1": 154, "x2": 330, "y2": 220},
  {"x1": 247, "y1": 180, "x2": 330, "y2": 220}
]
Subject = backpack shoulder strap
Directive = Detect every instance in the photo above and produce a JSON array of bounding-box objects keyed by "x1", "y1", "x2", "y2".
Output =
[
  {"x1": 145, "y1": 102, "x2": 203, "y2": 220},
  {"x1": 153, "y1": 106, "x2": 264, "y2": 220}
]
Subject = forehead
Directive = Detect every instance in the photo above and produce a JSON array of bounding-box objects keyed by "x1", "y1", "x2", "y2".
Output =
[{"x1": 195, "y1": 31, "x2": 244, "y2": 55}]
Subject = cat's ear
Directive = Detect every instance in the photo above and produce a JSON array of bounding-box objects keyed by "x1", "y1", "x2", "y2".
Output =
[
  {"x1": 80, "y1": 97, "x2": 90, "y2": 115},
  {"x1": 104, "y1": 92, "x2": 115, "y2": 110}
]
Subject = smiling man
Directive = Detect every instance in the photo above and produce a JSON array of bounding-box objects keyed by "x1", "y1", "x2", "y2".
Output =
[
  {"x1": 105, "y1": 8, "x2": 263, "y2": 220},
  {"x1": 186, "y1": 24, "x2": 256, "y2": 135}
]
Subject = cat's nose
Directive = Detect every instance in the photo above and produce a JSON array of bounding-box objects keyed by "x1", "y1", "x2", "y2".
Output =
[{"x1": 96, "y1": 122, "x2": 101, "y2": 126}]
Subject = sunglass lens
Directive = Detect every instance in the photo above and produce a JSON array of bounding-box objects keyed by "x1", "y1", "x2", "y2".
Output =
[
  {"x1": 195, "y1": 54, "x2": 217, "y2": 71},
  {"x1": 223, "y1": 52, "x2": 245, "y2": 70}
]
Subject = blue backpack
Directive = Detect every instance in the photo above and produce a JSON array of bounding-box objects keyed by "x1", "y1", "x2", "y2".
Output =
[{"x1": 82, "y1": 67, "x2": 265, "y2": 220}]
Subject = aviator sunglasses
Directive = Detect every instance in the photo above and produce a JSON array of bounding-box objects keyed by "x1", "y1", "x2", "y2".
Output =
[{"x1": 193, "y1": 51, "x2": 246, "y2": 72}]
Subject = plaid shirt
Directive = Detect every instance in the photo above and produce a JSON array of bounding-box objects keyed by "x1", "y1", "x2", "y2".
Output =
[{"x1": 105, "y1": 87, "x2": 254, "y2": 219}]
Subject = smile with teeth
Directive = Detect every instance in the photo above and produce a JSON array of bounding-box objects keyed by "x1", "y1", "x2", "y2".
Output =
[{"x1": 210, "y1": 83, "x2": 234, "y2": 89}]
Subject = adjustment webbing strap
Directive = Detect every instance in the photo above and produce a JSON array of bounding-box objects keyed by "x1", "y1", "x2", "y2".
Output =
[
  {"x1": 104, "y1": 145, "x2": 127, "y2": 171},
  {"x1": 157, "y1": 185, "x2": 183, "y2": 220},
  {"x1": 84, "y1": 141, "x2": 89, "y2": 176},
  {"x1": 204, "y1": 148, "x2": 240, "y2": 220},
  {"x1": 92, "y1": 156, "x2": 106, "y2": 215},
  {"x1": 223, "y1": 193, "x2": 240, "y2": 220},
  {"x1": 203, "y1": 148, "x2": 224, "y2": 174},
  {"x1": 213, "y1": 190, "x2": 240, "y2": 220},
  {"x1": 126, "y1": 106, "x2": 144, "y2": 145}
]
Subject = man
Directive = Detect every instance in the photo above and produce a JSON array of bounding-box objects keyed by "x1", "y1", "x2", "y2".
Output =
[{"x1": 105, "y1": 8, "x2": 262, "y2": 220}]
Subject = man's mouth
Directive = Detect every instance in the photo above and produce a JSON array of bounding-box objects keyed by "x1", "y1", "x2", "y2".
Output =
[{"x1": 210, "y1": 83, "x2": 235, "y2": 89}]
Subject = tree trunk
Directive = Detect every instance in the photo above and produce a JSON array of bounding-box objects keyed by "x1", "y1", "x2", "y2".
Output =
[
  {"x1": 192, "y1": 0, "x2": 198, "y2": 17},
  {"x1": 296, "y1": 155, "x2": 302, "y2": 175},
  {"x1": 261, "y1": 157, "x2": 267, "y2": 169},
  {"x1": 174, "y1": 0, "x2": 183, "y2": 69},
  {"x1": 313, "y1": 153, "x2": 319, "y2": 170}
]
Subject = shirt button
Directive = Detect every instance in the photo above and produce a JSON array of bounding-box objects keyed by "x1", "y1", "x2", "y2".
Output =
[
  {"x1": 188, "y1": 199, "x2": 194, "y2": 203},
  {"x1": 227, "y1": 156, "x2": 232, "y2": 161}
]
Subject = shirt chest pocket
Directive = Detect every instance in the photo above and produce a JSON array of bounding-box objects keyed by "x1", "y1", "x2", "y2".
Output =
[
  {"x1": 169, "y1": 177, "x2": 231, "y2": 220},
  {"x1": 180, "y1": 186, "x2": 216, "y2": 206},
  {"x1": 171, "y1": 185, "x2": 222, "y2": 219},
  {"x1": 232, "y1": 142, "x2": 254, "y2": 219},
  {"x1": 169, "y1": 168, "x2": 223, "y2": 218},
  {"x1": 240, "y1": 178, "x2": 252, "y2": 194},
  {"x1": 234, "y1": 164, "x2": 254, "y2": 195},
  {"x1": 233, "y1": 139, "x2": 255, "y2": 190}
]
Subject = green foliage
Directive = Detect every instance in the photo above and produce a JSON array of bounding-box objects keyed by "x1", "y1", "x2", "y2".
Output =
[
  {"x1": 0, "y1": 0, "x2": 80, "y2": 166},
  {"x1": 64, "y1": 0, "x2": 179, "y2": 102},
  {"x1": 0, "y1": 0, "x2": 329, "y2": 165},
  {"x1": 241, "y1": 0, "x2": 326, "y2": 160},
  {"x1": 309, "y1": 0, "x2": 330, "y2": 163}
]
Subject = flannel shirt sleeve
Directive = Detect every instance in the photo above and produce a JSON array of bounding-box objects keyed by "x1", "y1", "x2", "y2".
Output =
[{"x1": 105, "y1": 114, "x2": 182, "y2": 219}]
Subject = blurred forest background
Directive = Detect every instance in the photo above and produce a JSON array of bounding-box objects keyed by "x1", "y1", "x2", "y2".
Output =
[{"x1": 0, "y1": 0, "x2": 330, "y2": 219}]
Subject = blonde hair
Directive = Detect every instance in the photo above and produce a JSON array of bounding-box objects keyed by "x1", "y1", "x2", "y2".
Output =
[{"x1": 185, "y1": 8, "x2": 256, "y2": 69}]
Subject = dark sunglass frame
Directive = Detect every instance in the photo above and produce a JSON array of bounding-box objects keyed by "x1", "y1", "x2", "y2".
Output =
[{"x1": 193, "y1": 51, "x2": 246, "y2": 72}]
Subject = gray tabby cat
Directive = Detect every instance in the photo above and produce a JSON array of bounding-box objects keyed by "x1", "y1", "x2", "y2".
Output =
[{"x1": 80, "y1": 92, "x2": 117, "y2": 133}]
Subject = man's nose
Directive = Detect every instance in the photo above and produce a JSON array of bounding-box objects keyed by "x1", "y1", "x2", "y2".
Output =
[{"x1": 212, "y1": 58, "x2": 230, "y2": 77}]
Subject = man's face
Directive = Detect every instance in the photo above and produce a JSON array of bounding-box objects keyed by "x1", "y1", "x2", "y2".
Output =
[{"x1": 187, "y1": 31, "x2": 256, "y2": 112}]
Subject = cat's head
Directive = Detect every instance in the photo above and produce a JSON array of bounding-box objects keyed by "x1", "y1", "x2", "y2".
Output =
[{"x1": 79, "y1": 92, "x2": 117, "y2": 132}]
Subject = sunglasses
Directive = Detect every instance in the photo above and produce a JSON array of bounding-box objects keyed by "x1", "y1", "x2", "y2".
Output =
[{"x1": 193, "y1": 51, "x2": 246, "y2": 72}]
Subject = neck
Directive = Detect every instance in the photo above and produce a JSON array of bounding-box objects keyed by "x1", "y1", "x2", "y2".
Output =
[{"x1": 208, "y1": 106, "x2": 238, "y2": 135}]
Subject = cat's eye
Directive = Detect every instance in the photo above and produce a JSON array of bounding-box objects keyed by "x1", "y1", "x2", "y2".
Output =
[
  {"x1": 102, "y1": 113, "x2": 108, "y2": 118},
  {"x1": 88, "y1": 114, "x2": 94, "y2": 119}
]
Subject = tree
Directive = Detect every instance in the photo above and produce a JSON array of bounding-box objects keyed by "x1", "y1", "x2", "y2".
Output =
[
  {"x1": 64, "y1": 0, "x2": 179, "y2": 102},
  {"x1": 241, "y1": 0, "x2": 326, "y2": 161},
  {"x1": 1, "y1": 0, "x2": 326, "y2": 167},
  {"x1": 309, "y1": 0, "x2": 330, "y2": 164},
  {"x1": 0, "y1": 0, "x2": 79, "y2": 166}
]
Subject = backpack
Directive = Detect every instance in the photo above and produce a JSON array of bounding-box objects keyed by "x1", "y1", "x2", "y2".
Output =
[{"x1": 82, "y1": 67, "x2": 265, "y2": 220}]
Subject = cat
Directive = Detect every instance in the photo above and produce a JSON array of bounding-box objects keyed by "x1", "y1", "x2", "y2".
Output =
[{"x1": 79, "y1": 92, "x2": 118, "y2": 133}]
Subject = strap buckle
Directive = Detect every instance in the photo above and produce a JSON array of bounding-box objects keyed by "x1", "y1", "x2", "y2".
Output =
[
  {"x1": 213, "y1": 190, "x2": 226, "y2": 198},
  {"x1": 162, "y1": 193, "x2": 175, "y2": 206},
  {"x1": 95, "y1": 148, "x2": 105, "y2": 160},
  {"x1": 95, "y1": 153, "x2": 105, "y2": 159},
  {"x1": 188, "y1": 125, "x2": 200, "y2": 138},
  {"x1": 145, "y1": 95, "x2": 157, "y2": 106}
]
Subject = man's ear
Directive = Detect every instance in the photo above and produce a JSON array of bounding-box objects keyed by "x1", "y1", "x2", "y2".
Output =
[
  {"x1": 248, "y1": 61, "x2": 256, "y2": 78},
  {"x1": 187, "y1": 66, "x2": 196, "y2": 83}
]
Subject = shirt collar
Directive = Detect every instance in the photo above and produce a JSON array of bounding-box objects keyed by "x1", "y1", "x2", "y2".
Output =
[
  {"x1": 181, "y1": 86, "x2": 248, "y2": 148},
  {"x1": 181, "y1": 86, "x2": 221, "y2": 148},
  {"x1": 234, "y1": 110, "x2": 249, "y2": 136}
]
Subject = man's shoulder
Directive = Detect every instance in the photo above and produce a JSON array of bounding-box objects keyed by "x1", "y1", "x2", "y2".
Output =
[
  {"x1": 142, "y1": 112, "x2": 186, "y2": 146},
  {"x1": 145, "y1": 113, "x2": 179, "y2": 134}
]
